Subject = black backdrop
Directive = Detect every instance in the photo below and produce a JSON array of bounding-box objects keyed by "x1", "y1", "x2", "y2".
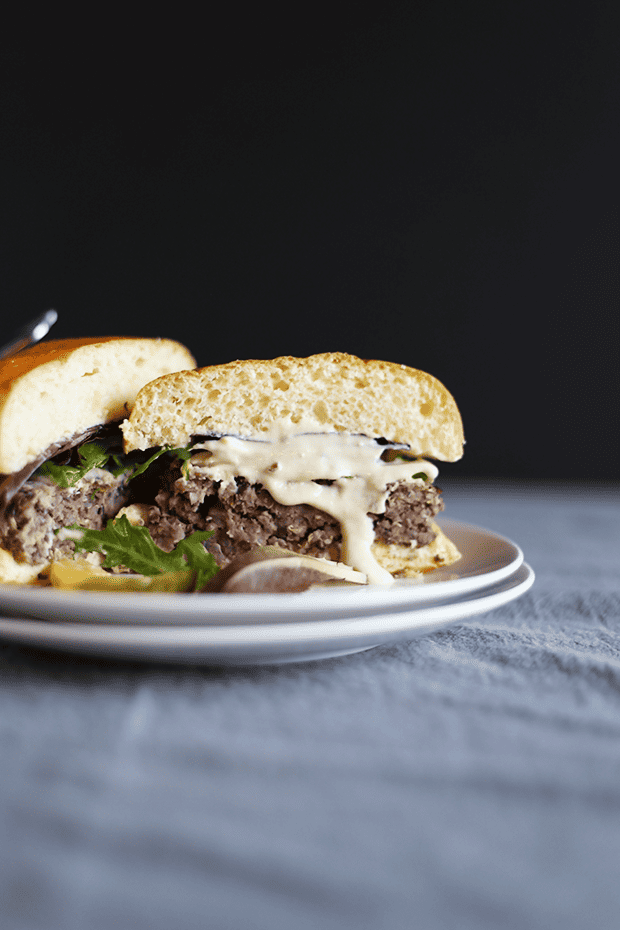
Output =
[{"x1": 1, "y1": 4, "x2": 618, "y2": 479}]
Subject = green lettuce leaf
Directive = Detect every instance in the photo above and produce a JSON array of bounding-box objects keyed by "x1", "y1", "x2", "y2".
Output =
[
  {"x1": 127, "y1": 443, "x2": 195, "y2": 481},
  {"x1": 39, "y1": 442, "x2": 110, "y2": 488},
  {"x1": 40, "y1": 441, "x2": 196, "y2": 487},
  {"x1": 67, "y1": 515, "x2": 219, "y2": 587}
]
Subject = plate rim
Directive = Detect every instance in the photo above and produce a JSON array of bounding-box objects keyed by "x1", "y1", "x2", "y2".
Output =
[{"x1": 0, "y1": 563, "x2": 535, "y2": 663}]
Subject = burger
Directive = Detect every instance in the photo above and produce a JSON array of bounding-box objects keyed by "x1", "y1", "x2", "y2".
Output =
[
  {"x1": 119, "y1": 352, "x2": 464, "y2": 585},
  {"x1": 0, "y1": 337, "x2": 196, "y2": 583}
]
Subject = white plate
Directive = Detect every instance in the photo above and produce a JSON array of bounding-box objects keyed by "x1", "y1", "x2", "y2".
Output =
[
  {"x1": 0, "y1": 519, "x2": 522, "y2": 626},
  {"x1": 0, "y1": 521, "x2": 534, "y2": 665},
  {"x1": 0, "y1": 563, "x2": 534, "y2": 664}
]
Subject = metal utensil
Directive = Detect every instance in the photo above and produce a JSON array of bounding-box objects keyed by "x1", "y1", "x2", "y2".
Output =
[{"x1": 0, "y1": 309, "x2": 58, "y2": 360}]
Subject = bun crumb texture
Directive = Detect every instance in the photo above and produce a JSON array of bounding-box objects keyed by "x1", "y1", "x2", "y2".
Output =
[{"x1": 123, "y1": 352, "x2": 464, "y2": 461}]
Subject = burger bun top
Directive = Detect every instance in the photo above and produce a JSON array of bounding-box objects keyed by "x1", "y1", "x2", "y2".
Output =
[
  {"x1": 122, "y1": 352, "x2": 464, "y2": 461},
  {"x1": 0, "y1": 337, "x2": 196, "y2": 474}
]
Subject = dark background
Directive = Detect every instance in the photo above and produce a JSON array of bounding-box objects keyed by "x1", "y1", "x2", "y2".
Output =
[{"x1": 1, "y1": 3, "x2": 618, "y2": 479}]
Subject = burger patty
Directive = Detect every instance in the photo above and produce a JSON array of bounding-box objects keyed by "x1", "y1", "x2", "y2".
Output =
[
  {"x1": 143, "y1": 469, "x2": 444, "y2": 567},
  {"x1": 0, "y1": 454, "x2": 444, "y2": 571},
  {"x1": 0, "y1": 469, "x2": 130, "y2": 566}
]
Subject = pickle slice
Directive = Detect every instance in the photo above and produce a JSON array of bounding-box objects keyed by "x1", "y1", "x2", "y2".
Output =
[{"x1": 49, "y1": 559, "x2": 194, "y2": 592}]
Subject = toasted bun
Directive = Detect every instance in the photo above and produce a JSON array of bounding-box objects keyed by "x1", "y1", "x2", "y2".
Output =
[
  {"x1": 0, "y1": 548, "x2": 46, "y2": 585},
  {"x1": 0, "y1": 337, "x2": 196, "y2": 475},
  {"x1": 123, "y1": 352, "x2": 464, "y2": 461},
  {"x1": 372, "y1": 523, "x2": 461, "y2": 577}
]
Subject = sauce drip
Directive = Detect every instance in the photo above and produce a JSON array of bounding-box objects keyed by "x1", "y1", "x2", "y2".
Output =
[{"x1": 188, "y1": 433, "x2": 438, "y2": 584}]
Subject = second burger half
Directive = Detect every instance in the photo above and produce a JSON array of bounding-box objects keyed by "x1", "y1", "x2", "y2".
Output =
[{"x1": 120, "y1": 352, "x2": 465, "y2": 584}]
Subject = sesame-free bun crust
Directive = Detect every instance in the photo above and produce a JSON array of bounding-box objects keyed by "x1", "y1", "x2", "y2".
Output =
[
  {"x1": 123, "y1": 352, "x2": 464, "y2": 461},
  {"x1": 372, "y1": 523, "x2": 461, "y2": 577},
  {"x1": 0, "y1": 548, "x2": 46, "y2": 585},
  {"x1": 0, "y1": 337, "x2": 196, "y2": 475}
]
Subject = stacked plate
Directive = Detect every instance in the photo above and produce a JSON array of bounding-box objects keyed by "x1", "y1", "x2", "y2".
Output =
[{"x1": 0, "y1": 519, "x2": 534, "y2": 665}]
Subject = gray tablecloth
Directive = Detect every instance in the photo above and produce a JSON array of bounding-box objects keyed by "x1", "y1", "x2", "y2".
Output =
[{"x1": 1, "y1": 480, "x2": 619, "y2": 930}]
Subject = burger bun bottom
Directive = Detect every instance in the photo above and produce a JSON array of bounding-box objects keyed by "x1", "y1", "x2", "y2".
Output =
[
  {"x1": 0, "y1": 549, "x2": 47, "y2": 585},
  {"x1": 372, "y1": 523, "x2": 461, "y2": 578}
]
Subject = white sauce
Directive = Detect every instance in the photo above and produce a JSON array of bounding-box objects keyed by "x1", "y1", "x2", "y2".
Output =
[{"x1": 187, "y1": 433, "x2": 438, "y2": 585}]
